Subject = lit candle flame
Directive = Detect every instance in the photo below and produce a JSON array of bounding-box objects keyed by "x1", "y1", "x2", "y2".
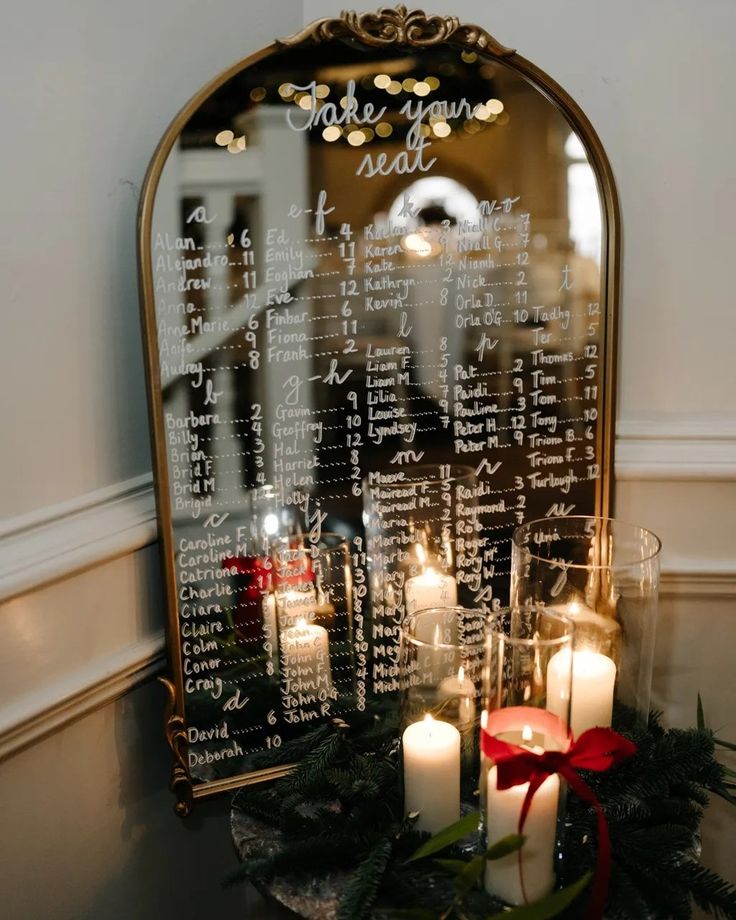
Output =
[
  {"x1": 403, "y1": 232, "x2": 432, "y2": 257},
  {"x1": 522, "y1": 724, "x2": 533, "y2": 745},
  {"x1": 416, "y1": 543, "x2": 427, "y2": 567},
  {"x1": 422, "y1": 567, "x2": 440, "y2": 584},
  {"x1": 457, "y1": 665, "x2": 465, "y2": 686}
]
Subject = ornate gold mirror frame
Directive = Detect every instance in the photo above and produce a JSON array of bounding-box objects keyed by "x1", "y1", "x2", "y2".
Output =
[{"x1": 138, "y1": 5, "x2": 620, "y2": 815}]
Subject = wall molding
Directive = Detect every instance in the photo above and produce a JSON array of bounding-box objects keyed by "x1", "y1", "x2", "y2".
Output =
[
  {"x1": 0, "y1": 555, "x2": 733, "y2": 762},
  {"x1": 0, "y1": 418, "x2": 732, "y2": 759},
  {"x1": 0, "y1": 632, "x2": 166, "y2": 763},
  {"x1": 0, "y1": 473, "x2": 158, "y2": 604},
  {"x1": 615, "y1": 417, "x2": 736, "y2": 480},
  {"x1": 0, "y1": 565, "x2": 730, "y2": 761},
  {"x1": 659, "y1": 562, "x2": 736, "y2": 598},
  {"x1": 0, "y1": 417, "x2": 733, "y2": 602}
]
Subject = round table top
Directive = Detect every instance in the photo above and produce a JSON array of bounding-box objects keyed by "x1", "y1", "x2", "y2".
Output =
[{"x1": 231, "y1": 805, "x2": 352, "y2": 920}]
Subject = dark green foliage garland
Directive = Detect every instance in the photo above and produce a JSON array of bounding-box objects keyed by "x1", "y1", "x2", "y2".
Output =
[
  {"x1": 228, "y1": 701, "x2": 736, "y2": 920},
  {"x1": 562, "y1": 707, "x2": 735, "y2": 920}
]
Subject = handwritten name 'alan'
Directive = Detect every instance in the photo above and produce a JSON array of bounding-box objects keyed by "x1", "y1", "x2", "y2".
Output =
[{"x1": 285, "y1": 79, "x2": 499, "y2": 177}]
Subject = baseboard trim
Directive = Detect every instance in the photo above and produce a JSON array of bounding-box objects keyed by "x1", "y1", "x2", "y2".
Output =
[
  {"x1": 616, "y1": 419, "x2": 736, "y2": 480},
  {"x1": 0, "y1": 474, "x2": 158, "y2": 603},
  {"x1": 660, "y1": 566, "x2": 736, "y2": 598},
  {"x1": 0, "y1": 632, "x2": 167, "y2": 763}
]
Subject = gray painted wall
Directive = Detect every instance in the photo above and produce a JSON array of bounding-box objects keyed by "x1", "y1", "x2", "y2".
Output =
[{"x1": 0, "y1": 2, "x2": 734, "y2": 918}]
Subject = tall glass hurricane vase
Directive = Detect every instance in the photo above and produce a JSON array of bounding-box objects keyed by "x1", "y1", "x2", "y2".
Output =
[
  {"x1": 363, "y1": 464, "x2": 480, "y2": 693},
  {"x1": 398, "y1": 606, "x2": 486, "y2": 837},
  {"x1": 482, "y1": 606, "x2": 574, "y2": 906},
  {"x1": 511, "y1": 516, "x2": 661, "y2": 733},
  {"x1": 266, "y1": 532, "x2": 354, "y2": 719}
]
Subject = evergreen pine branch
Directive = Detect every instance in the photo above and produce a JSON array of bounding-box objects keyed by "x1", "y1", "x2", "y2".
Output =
[
  {"x1": 228, "y1": 702, "x2": 736, "y2": 920},
  {"x1": 326, "y1": 765, "x2": 382, "y2": 802},
  {"x1": 356, "y1": 710, "x2": 402, "y2": 752},
  {"x1": 612, "y1": 857, "x2": 692, "y2": 920},
  {"x1": 228, "y1": 833, "x2": 368, "y2": 887},
  {"x1": 603, "y1": 863, "x2": 652, "y2": 920},
  {"x1": 648, "y1": 796, "x2": 704, "y2": 831},
  {"x1": 231, "y1": 787, "x2": 282, "y2": 824},
  {"x1": 290, "y1": 731, "x2": 347, "y2": 793},
  {"x1": 245, "y1": 722, "x2": 333, "y2": 770},
  {"x1": 715, "y1": 787, "x2": 736, "y2": 806},
  {"x1": 597, "y1": 795, "x2": 652, "y2": 824},
  {"x1": 683, "y1": 861, "x2": 736, "y2": 920},
  {"x1": 269, "y1": 834, "x2": 364, "y2": 874},
  {"x1": 223, "y1": 856, "x2": 275, "y2": 887},
  {"x1": 671, "y1": 780, "x2": 711, "y2": 808},
  {"x1": 613, "y1": 823, "x2": 697, "y2": 866},
  {"x1": 337, "y1": 837, "x2": 394, "y2": 920}
]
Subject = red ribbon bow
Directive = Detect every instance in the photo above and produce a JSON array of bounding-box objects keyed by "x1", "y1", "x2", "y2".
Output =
[{"x1": 482, "y1": 718, "x2": 636, "y2": 920}]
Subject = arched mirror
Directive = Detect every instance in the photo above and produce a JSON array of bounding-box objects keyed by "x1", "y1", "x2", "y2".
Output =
[{"x1": 138, "y1": 5, "x2": 619, "y2": 813}]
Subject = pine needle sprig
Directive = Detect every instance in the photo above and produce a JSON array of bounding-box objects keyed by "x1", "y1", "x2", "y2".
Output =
[
  {"x1": 230, "y1": 702, "x2": 736, "y2": 919},
  {"x1": 684, "y1": 862, "x2": 736, "y2": 920},
  {"x1": 604, "y1": 863, "x2": 652, "y2": 920},
  {"x1": 289, "y1": 730, "x2": 348, "y2": 793},
  {"x1": 337, "y1": 837, "x2": 394, "y2": 920},
  {"x1": 227, "y1": 832, "x2": 361, "y2": 887},
  {"x1": 244, "y1": 722, "x2": 333, "y2": 770}
]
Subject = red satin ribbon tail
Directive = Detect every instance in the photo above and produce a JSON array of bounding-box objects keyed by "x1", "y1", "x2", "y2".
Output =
[
  {"x1": 560, "y1": 766, "x2": 611, "y2": 920},
  {"x1": 517, "y1": 772, "x2": 547, "y2": 835},
  {"x1": 481, "y1": 724, "x2": 635, "y2": 920}
]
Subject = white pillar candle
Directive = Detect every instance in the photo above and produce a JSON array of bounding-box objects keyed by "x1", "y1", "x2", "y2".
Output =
[
  {"x1": 403, "y1": 715, "x2": 461, "y2": 834},
  {"x1": 405, "y1": 568, "x2": 457, "y2": 615},
  {"x1": 409, "y1": 605, "x2": 460, "y2": 684},
  {"x1": 485, "y1": 764, "x2": 560, "y2": 904},
  {"x1": 437, "y1": 666, "x2": 476, "y2": 726},
  {"x1": 547, "y1": 649, "x2": 616, "y2": 737},
  {"x1": 280, "y1": 618, "x2": 332, "y2": 696},
  {"x1": 276, "y1": 585, "x2": 317, "y2": 629},
  {"x1": 415, "y1": 621, "x2": 452, "y2": 684}
]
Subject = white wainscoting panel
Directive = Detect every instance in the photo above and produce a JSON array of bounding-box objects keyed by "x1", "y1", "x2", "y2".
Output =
[
  {"x1": 0, "y1": 473, "x2": 157, "y2": 603},
  {"x1": 616, "y1": 418, "x2": 736, "y2": 481},
  {"x1": 0, "y1": 544, "x2": 165, "y2": 761},
  {"x1": 0, "y1": 632, "x2": 165, "y2": 762},
  {"x1": 0, "y1": 681, "x2": 259, "y2": 920},
  {"x1": 615, "y1": 417, "x2": 736, "y2": 893},
  {"x1": 0, "y1": 424, "x2": 733, "y2": 759}
]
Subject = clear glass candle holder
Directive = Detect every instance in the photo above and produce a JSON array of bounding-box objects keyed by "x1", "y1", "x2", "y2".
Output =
[
  {"x1": 266, "y1": 532, "x2": 354, "y2": 717},
  {"x1": 482, "y1": 606, "x2": 574, "y2": 906},
  {"x1": 511, "y1": 516, "x2": 661, "y2": 731},
  {"x1": 363, "y1": 464, "x2": 480, "y2": 693},
  {"x1": 219, "y1": 486, "x2": 304, "y2": 663},
  {"x1": 399, "y1": 606, "x2": 486, "y2": 835}
]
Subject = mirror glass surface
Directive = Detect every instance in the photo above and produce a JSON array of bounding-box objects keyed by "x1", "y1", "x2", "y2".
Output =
[{"x1": 148, "y1": 37, "x2": 607, "y2": 786}]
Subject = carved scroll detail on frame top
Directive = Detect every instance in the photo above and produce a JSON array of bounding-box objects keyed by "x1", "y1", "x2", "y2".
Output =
[
  {"x1": 160, "y1": 677, "x2": 194, "y2": 817},
  {"x1": 279, "y1": 4, "x2": 516, "y2": 55}
]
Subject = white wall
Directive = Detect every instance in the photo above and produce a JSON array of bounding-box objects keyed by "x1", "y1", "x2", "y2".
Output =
[
  {"x1": 0, "y1": 2, "x2": 302, "y2": 918},
  {"x1": 1, "y1": 2, "x2": 734, "y2": 917}
]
